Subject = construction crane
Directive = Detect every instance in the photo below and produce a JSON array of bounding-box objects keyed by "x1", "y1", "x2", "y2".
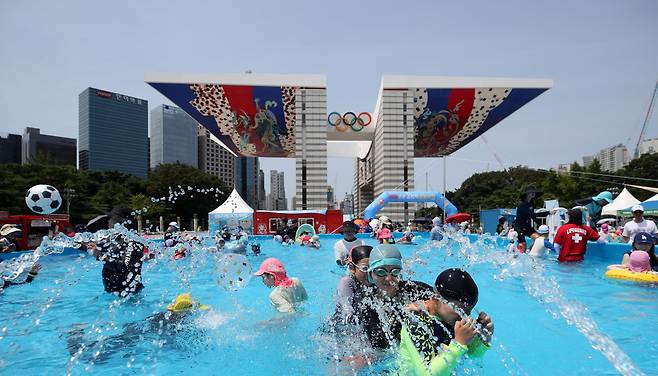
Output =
[{"x1": 634, "y1": 81, "x2": 658, "y2": 158}]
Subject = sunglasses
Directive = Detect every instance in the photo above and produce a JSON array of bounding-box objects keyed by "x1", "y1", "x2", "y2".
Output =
[
  {"x1": 350, "y1": 262, "x2": 369, "y2": 273},
  {"x1": 372, "y1": 267, "x2": 402, "y2": 278}
]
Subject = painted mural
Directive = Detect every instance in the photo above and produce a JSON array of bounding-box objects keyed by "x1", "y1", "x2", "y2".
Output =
[
  {"x1": 147, "y1": 82, "x2": 298, "y2": 157},
  {"x1": 412, "y1": 87, "x2": 548, "y2": 157}
]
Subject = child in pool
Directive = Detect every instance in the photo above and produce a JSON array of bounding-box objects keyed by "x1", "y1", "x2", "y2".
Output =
[
  {"x1": 620, "y1": 232, "x2": 658, "y2": 272},
  {"x1": 254, "y1": 258, "x2": 308, "y2": 313},
  {"x1": 398, "y1": 268, "x2": 494, "y2": 376}
]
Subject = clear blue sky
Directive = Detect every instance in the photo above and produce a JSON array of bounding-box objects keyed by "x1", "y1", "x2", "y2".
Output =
[{"x1": 1, "y1": 0, "x2": 657, "y2": 203}]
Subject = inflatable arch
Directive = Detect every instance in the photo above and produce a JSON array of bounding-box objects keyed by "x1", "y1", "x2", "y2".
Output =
[{"x1": 363, "y1": 191, "x2": 458, "y2": 220}]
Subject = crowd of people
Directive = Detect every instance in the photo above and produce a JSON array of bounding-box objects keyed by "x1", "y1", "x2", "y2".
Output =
[
  {"x1": 501, "y1": 187, "x2": 658, "y2": 273},
  {"x1": 2, "y1": 187, "x2": 657, "y2": 374}
]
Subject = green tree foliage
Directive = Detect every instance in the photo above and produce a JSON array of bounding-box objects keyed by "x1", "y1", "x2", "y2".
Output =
[
  {"x1": 416, "y1": 153, "x2": 658, "y2": 220},
  {"x1": 147, "y1": 163, "x2": 230, "y2": 223},
  {"x1": 0, "y1": 161, "x2": 231, "y2": 229}
]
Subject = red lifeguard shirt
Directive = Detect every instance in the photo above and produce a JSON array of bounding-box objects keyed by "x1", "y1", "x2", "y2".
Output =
[{"x1": 553, "y1": 224, "x2": 600, "y2": 262}]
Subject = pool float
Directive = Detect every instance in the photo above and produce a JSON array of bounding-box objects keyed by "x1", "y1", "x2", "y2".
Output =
[
  {"x1": 295, "y1": 224, "x2": 315, "y2": 243},
  {"x1": 604, "y1": 268, "x2": 658, "y2": 283}
]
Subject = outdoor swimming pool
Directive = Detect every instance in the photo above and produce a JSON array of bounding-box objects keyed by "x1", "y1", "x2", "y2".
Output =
[{"x1": 0, "y1": 233, "x2": 655, "y2": 375}]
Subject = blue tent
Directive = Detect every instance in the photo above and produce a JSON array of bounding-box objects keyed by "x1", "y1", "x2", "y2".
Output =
[{"x1": 619, "y1": 198, "x2": 658, "y2": 216}]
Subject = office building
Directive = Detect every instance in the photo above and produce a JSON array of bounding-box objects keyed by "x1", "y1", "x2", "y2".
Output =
[
  {"x1": 340, "y1": 193, "x2": 355, "y2": 215},
  {"x1": 258, "y1": 169, "x2": 266, "y2": 209},
  {"x1": 0, "y1": 133, "x2": 22, "y2": 164},
  {"x1": 150, "y1": 105, "x2": 198, "y2": 168},
  {"x1": 270, "y1": 170, "x2": 287, "y2": 210},
  {"x1": 21, "y1": 127, "x2": 76, "y2": 166},
  {"x1": 197, "y1": 125, "x2": 235, "y2": 187},
  {"x1": 235, "y1": 156, "x2": 260, "y2": 209},
  {"x1": 78, "y1": 88, "x2": 148, "y2": 178},
  {"x1": 326, "y1": 186, "x2": 335, "y2": 209}
]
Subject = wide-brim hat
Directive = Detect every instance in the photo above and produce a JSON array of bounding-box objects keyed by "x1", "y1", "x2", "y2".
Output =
[
  {"x1": 592, "y1": 191, "x2": 613, "y2": 204},
  {"x1": 520, "y1": 186, "x2": 543, "y2": 200}
]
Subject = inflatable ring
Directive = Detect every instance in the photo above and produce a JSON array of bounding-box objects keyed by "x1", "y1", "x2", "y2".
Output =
[{"x1": 604, "y1": 269, "x2": 658, "y2": 284}]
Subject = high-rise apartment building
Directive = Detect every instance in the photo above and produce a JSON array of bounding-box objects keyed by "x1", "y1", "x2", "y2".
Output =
[
  {"x1": 638, "y1": 138, "x2": 658, "y2": 156},
  {"x1": 22, "y1": 127, "x2": 76, "y2": 166},
  {"x1": 235, "y1": 157, "x2": 260, "y2": 209},
  {"x1": 78, "y1": 88, "x2": 148, "y2": 178},
  {"x1": 197, "y1": 125, "x2": 235, "y2": 187},
  {"x1": 596, "y1": 144, "x2": 630, "y2": 172},
  {"x1": 270, "y1": 170, "x2": 287, "y2": 210},
  {"x1": 150, "y1": 105, "x2": 198, "y2": 168},
  {"x1": 0, "y1": 133, "x2": 22, "y2": 164}
]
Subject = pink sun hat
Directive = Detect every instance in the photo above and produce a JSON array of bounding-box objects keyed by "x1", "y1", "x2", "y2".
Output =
[
  {"x1": 378, "y1": 227, "x2": 392, "y2": 239},
  {"x1": 629, "y1": 251, "x2": 650, "y2": 273},
  {"x1": 254, "y1": 257, "x2": 293, "y2": 287}
]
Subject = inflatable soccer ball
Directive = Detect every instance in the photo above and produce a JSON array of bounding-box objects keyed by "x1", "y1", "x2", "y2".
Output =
[{"x1": 25, "y1": 185, "x2": 62, "y2": 214}]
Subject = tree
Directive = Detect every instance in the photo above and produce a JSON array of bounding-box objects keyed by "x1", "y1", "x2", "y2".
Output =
[{"x1": 147, "y1": 163, "x2": 230, "y2": 226}]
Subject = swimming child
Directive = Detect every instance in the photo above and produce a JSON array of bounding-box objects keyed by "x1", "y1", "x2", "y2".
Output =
[
  {"x1": 398, "y1": 268, "x2": 494, "y2": 376},
  {"x1": 254, "y1": 258, "x2": 308, "y2": 313},
  {"x1": 620, "y1": 232, "x2": 658, "y2": 272},
  {"x1": 67, "y1": 293, "x2": 209, "y2": 362},
  {"x1": 333, "y1": 245, "x2": 373, "y2": 323},
  {"x1": 333, "y1": 221, "x2": 365, "y2": 266},
  {"x1": 506, "y1": 229, "x2": 518, "y2": 253},
  {"x1": 309, "y1": 235, "x2": 321, "y2": 249},
  {"x1": 528, "y1": 225, "x2": 555, "y2": 257},
  {"x1": 251, "y1": 242, "x2": 261, "y2": 256}
]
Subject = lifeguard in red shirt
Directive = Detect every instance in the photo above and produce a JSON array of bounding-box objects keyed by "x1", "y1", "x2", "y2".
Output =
[{"x1": 554, "y1": 208, "x2": 600, "y2": 262}]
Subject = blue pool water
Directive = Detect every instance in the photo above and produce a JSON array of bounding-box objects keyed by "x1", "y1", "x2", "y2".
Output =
[{"x1": 0, "y1": 233, "x2": 656, "y2": 375}]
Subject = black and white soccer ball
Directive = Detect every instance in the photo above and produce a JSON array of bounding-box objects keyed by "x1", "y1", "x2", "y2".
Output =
[{"x1": 25, "y1": 184, "x2": 62, "y2": 214}]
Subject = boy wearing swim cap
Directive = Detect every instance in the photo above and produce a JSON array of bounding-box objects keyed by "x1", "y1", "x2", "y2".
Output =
[{"x1": 398, "y1": 268, "x2": 494, "y2": 376}]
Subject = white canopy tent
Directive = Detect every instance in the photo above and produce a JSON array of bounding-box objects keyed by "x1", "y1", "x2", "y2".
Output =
[
  {"x1": 601, "y1": 188, "x2": 640, "y2": 216},
  {"x1": 208, "y1": 189, "x2": 254, "y2": 234}
]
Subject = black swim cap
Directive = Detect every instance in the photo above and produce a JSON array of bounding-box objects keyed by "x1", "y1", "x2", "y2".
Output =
[
  {"x1": 434, "y1": 268, "x2": 479, "y2": 307},
  {"x1": 350, "y1": 245, "x2": 373, "y2": 263}
]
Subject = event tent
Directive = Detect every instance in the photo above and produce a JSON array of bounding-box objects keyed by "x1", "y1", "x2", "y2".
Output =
[
  {"x1": 601, "y1": 188, "x2": 640, "y2": 216},
  {"x1": 208, "y1": 189, "x2": 254, "y2": 234},
  {"x1": 618, "y1": 193, "x2": 658, "y2": 216}
]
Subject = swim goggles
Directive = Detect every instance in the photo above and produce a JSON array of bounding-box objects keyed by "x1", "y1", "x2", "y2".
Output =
[
  {"x1": 372, "y1": 267, "x2": 402, "y2": 278},
  {"x1": 350, "y1": 262, "x2": 369, "y2": 273}
]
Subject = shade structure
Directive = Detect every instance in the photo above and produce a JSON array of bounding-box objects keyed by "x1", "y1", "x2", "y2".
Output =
[
  {"x1": 618, "y1": 197, "x2": 658, "y2": 216},
  {"x1": 208, "y1": 189, "x2": 254, "y2": 234},
  {"x1": 601, "y1": 188, "x2": 640, "y2": 216}
]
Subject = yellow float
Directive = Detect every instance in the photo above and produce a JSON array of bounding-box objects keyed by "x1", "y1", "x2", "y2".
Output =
[{"x1": 604, "y1": 268, "x2": 658, "y2": 284}]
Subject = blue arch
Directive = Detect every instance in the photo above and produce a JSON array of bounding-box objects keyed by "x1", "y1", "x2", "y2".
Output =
[{"x1": 363, "y1": 191, "x2": 458, "y2": 220}]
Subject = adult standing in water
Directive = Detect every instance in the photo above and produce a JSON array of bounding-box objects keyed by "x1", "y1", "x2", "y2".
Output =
[
  {"x1": 622, "y1": 204, "x2": 657, "y2": 243},
  {"x1": 513, "y1": 186, "x2": 542, "y2": 253},
  {"x1": 553, "y1": 208, "x2": 601, "y2": 262},
  {"x1": 574, "y1": 191, "x2": 613, "y2": 227}
]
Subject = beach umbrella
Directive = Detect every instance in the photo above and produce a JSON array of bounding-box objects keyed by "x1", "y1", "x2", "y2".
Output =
[{"x1": 445, "y1": 213, "x2": 471, "y2": 224}]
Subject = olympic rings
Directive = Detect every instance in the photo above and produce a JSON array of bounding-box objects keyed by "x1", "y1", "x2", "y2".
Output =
[{"x1": 327, "y1": 112, "x2": 372, "y2": 132}]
